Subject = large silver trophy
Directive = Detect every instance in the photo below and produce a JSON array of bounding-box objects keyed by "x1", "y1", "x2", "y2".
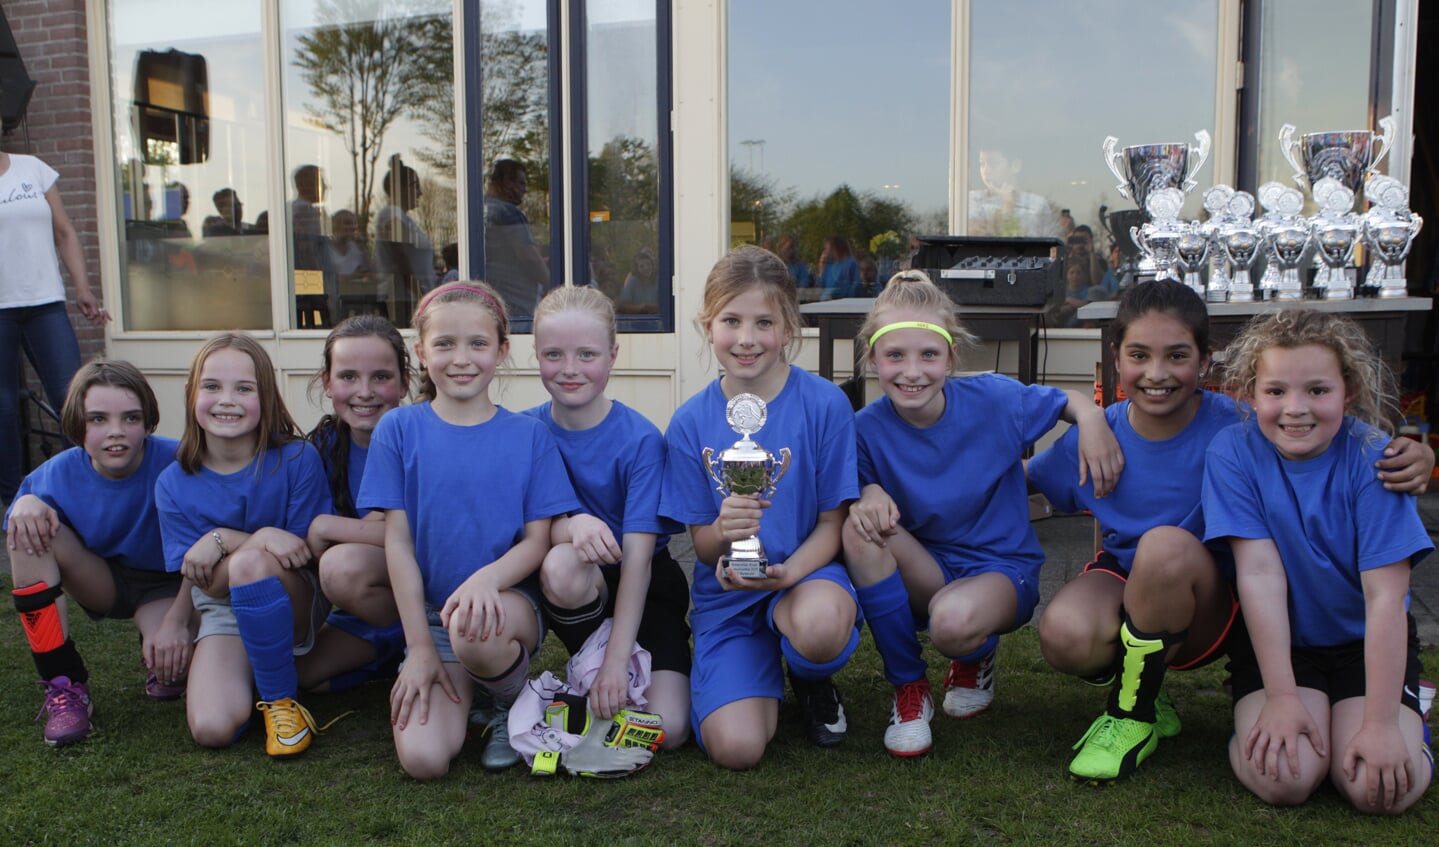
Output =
[
  {"x1": 701, "y1": 393, "x2": 791, "y2": 579},
  {"x1": 1278, "y1": 114, "x2": 1396, "y2": 200},
  {"x1": 1311, "y1": 178, "x2": 1359, "y2": 300},
  {"x1": 1103, "y1": 131, "x2": 1211, "y2": 281},
  {"x1": 1361, "y1": 176, "x2": 1423, "y2": 299},
  {"x1": 1132, "y1": 188, "x2": 1187, "y2": 284}
]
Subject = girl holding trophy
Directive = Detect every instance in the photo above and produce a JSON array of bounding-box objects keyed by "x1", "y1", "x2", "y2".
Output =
[
  {"x1": 358, "y1": 282, "x2": 579, "y2": 780},
  {"x1": 1205, "y1": 309, "x2": 1433, "y2": 813},
  {"x1": 1028, "y1": 281, "x2": 1432, "y2": 786},
  {"x1": 526, "y1": 285, "x2": 692, "y2": 749},
  {"x1": 660, "y1": 245, "x2": 862, "y2": 769},
  {"x1": 842, "y1": 271, "x2": 1124, "y2": 759}
]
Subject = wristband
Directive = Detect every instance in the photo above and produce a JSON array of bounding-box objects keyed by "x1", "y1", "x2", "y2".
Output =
[{"x1": 211, "y1": 531, "x2": 229, "y2": 560}]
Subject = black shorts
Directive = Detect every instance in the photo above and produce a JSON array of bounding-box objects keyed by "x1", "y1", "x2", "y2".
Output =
[
  {"x1": 602, "y1": 546, "x2": 692, "y2": 676},
  {"x1": 77, "y1": 562, "x2": 183, "y2": 621},
  {"x1": 1226, "y1": 613, "x2": 1423, "y2": 716},
  {"x1": 1082, "y1": 550, "x2": 1127, "y2": 580}
]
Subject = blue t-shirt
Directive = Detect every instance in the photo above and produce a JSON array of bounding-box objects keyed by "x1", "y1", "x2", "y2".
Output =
[
  {"x1": 1203, "y1": 418, "x2": 1432, "y2": 647},
  {"x1": 155, "y1": 441, "x2": 333, "y2": 574},
  {"x1": 660, "y1": 366, "x2": 859, "y2": 634},
  {"x1": 1028, "y1": 391, "x2": 1241, "y2": 576},
  {"x1": 523, "y1": 400, "x2": 675, "y2": 551},
  {"x1": 819, "y1": 257, "x2": 860, "y2": 300},
  {"x1": 358, "y1": 403, "x2": 580, "y2": 609},
  {"x1": 857, "y1": 374, "x2": 1067, "y2": 579},
  {"x1": 6, "y1": 435, "x2": 179, "y2": 572}
]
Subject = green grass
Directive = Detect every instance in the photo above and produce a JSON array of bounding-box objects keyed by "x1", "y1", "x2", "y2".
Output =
[{"x1": 1, "y1": 596, "x2": 1435, "y2": 846}]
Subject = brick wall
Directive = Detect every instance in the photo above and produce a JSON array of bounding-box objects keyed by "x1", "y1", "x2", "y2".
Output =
[{"x1": 5, "y1": 1, "x2": 104, "y2": 361}]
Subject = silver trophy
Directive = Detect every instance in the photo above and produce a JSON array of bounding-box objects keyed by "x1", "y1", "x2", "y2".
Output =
[
  {"x1": 1200, "y1": 185, "x2": 1235, "y2": 301},
  {"x1": 1215, "y1": 191, "x2": 1260, "y2": 303},
  {"x1": 1131, "y1": 188, "x2": 1187, "y2": 283},
  {"x1": 1175, "y1": 223, "x2": 1210, "y2": 299},
  {"x1": 1311, "y1": 178, "x2": 1359, "y2": 300},
  {"x1": 1102, "y1": 130, "x2": 1212, "y2": 217},
  {"x1": 1361, "y1": 176, "x2": 1423, "y2": 299},
  {"x1": 1278, "y1": 114, "x2": 1396, "y2": 200},
  {"x1": 701, "y1": 393, "x2": 791, "y2": 579},
  {"x1": 1256, "y1": 181, "x2": 1307, "y2": 301}
]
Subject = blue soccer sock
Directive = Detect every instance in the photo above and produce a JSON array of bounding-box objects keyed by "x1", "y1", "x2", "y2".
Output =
[
  {"x1": 782, "y1": 624, "x2": 860, "y2": 682},
  {"x1": 951, "y1": 633, "x2": 998, "y2": 664},
  {"x1": 230, "y1": 576, "x2": 298, "y2": 703},
  {"x1": 855, "y1": 571, "x2": 928, "y2": 686}
]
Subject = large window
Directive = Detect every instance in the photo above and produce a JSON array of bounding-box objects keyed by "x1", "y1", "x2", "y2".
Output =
[
  {"x1": 110, "y1": 2, "x2": 272, "y2": 331},
  {"x1": 727, "y1": 0, "x2": 950, "y2": 301},
  {"x1": 281, "y1": 0, "x2": 457, "y2": 330}
]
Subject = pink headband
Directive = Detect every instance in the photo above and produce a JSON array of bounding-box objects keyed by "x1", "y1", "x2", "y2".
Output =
[{"x1": 417, "y1": 284, "x2": 504, "y2": 321}]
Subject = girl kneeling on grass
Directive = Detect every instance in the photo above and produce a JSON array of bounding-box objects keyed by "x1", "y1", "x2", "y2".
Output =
[
  {"x1": 156, "y1": 334, "x2": 335, "y2": 757},
  {"x1": 7, "y1": 360, "x2": 193, "y2": 746},
  {"x1": 1204, "y1": 309, "x2": 1433, "y2": 814},
  {"x1": 842, "y1": 270, "x2": 1123, "y2": 758},
  {"x1": 358, "y1": 282, "x2": 579, "y2": 781}
]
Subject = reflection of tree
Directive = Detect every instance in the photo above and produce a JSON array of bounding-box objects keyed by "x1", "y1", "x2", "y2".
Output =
[
  {"x1": 477, "y1": 6, "x2": 549, "y2": 173},
  {"x1": 781, "y1": 185, "x2": 914, "y2": 268},
  {"x1": 406, "y1": 14, "x2": 457, "y2": 176},
  {"x1": 587, "y1": 136, "x2": 658, "y2": 297},
  {"x1": 414, "y1": 174, "x2": 457, "y2": 256},
  {"x1": 294, "y1": 0, "x2": 426, "y2": 237},
  {"x1": 730, "y1": 166, "x2": 791, "y2": 247}
]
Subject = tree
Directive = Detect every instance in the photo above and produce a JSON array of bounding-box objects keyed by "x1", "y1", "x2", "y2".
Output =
[{"x1": 781, "y1": 184, "x2": 915, "y2": 268}]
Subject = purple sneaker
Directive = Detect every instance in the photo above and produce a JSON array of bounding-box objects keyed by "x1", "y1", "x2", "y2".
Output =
[
  {"x1": 145, "y1": 672, "x2": 186, "y2": 701},
  {"x1": 36, "y1": 676, "x2": 94, "y2": 746}
]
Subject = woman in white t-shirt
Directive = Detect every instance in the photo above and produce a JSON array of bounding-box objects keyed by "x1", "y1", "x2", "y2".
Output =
[{"x1": 0, "y1": 148, "x2": 108, "y2": 502}]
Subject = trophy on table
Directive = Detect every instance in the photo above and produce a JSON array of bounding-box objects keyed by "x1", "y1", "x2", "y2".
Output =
[
  {"x1": 1256, "y1": 182, "x2": 1308, "y2": 301},
  {"x1": 1361, "y1": 176, "x2": 1423, "y2": 299},
  {"x1": 1199, "y1": 185, "x2": 1235, "y2": 301},
  {"x1": 1215, "y1": 191, "x2": 1260, "y2": 303},
  {"x1": 1132, "y1": 188, "x2": 1187, "y2": 285},
  {"x1": 1278, "y1": 114, "x2": 1396, "y2": 202},
  {"x1": 1102, "y1": 130, "x2": 1212, "y2": 281},
  {"x1": 701, "y1": 393, "x2": 791, "y2": 579},
  {"x1": 1175, "y1": 223, "x2": 1210, "y2": 300},
  {"x1": 1310, "y1": 178, "x2": 1359, "y2": 300}
]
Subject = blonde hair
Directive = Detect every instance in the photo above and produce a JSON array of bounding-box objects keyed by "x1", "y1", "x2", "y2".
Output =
[
  {"x1": 694, "y1": 245, "x2": 803, "y2": 361},
  {"x1": 533, "y1": 285, "x2": 617, "y2": 349},
  {"x1": 1222, "y1": 308, "x2": 1397, "y2": 437},
  {"x1": 412, "y1": 280, "x2": 511, "y2": 402},
  {"x1": 858, "y1": 270, "x2": 977, "y2": 373},
  {"x1": 178, "y1": 334, "x2": 300, "y2": 474}
]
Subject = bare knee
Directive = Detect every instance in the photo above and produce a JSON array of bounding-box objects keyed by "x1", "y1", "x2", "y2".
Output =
[
  {"x1": 319, "y1": 547, "x2": 374, "y2": 600},
  {"x1": 398, "y1": 747, "x2": 453, "y2": 782},
  {"x1": 539, "y1": 545, "x2": 596, "y2": 608},
  {"x1": 1037, "y1": 603, "x2": 1111, "y2": 673},
  {"x1": 705, "y1": 731, "x2": 766, "y2": 770},
  {"x1": 840, "y1": 522, "x2": 889, "y2": 584},
  {"x1": 1131, "y1": 527, "x2": 1205, "y2": 582},
  {"x1": 227, "y1": 549, "x2": 279, "y2": 586},
  {"x1": 189, "y1": 712, "x2": 247, "y2": 749}
]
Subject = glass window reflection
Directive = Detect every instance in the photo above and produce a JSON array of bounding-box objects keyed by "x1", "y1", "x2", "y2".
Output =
[
  {"x1": 728, "y1": 0, "x2": 949, "y2": 301},
  {"x1": 283, "y1": 0, "x2": 457, "y2": 329},
  {"x1": 111, "y1": 3, "x2": 272, "y2": 331}
]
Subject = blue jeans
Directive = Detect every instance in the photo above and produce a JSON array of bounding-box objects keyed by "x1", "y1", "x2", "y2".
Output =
[{"x1": 1, "y1": 301, "x2": 82, "y2": 501}]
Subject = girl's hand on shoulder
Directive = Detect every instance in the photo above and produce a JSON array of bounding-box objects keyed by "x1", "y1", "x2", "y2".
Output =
[
  {"x1": 442, "y1": 571, "x2": 504, "y2": 643},
  {"x1": 1075, "y1": 413, "x2": 1125, "y2": 498},
  {"x1": 1342, "y1": 721, "x2": 1413, "y2": 810},
  {"x1": 1377, "y1": 436, "x2": 1434, "y2": 494},
  {"x1": 252, "y1": 527, "x2": 313, "y2": 570},
  {"x1": 5, "y1": 494, "x2": 60, "y2": 555},
  {"x1": 143, "y1": 616, "x2": 193, "y2": 690},
  {"x1": 182, "y1": 535, "x2": 225, "y2": 592},
  {"x1": 715, "y1": 494, "x2": 767, "y2": 544},
  {"x1": 1244, "y1": 692, "x2": 1326, "y2": 780},
  {"x1": 389, "y1": 646, "x2": 459, "y2": 730},
  {"x1": 589, "y1": 656, "x2": 629, "y2": 721},
  {"x1": 848, "y1": 487, "x2": 899, "y2": 546},
  {"x1": 569, "y1": 513, "x2": 622, "y2": 566}
]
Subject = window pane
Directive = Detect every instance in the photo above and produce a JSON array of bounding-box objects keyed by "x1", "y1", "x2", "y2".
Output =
[
  {"x1": 728, "y1": 0, "x2": 950, "y2": 301},
  {"x1": 1255, "y1": 0, "x2": 1375, "y2": 213},
  {"x1": 479, "y1": 0, "x2": 553, "y2": 321},
  {"x1": 110, "y1": 2, "x2": 272, "y2": 331},
  {"x1": 584, "y1": 0, "x2": 661, "y2": 317},
  {"x1": 284, "y1": 0, "x2": 457, "y2": 330},
  {"x1": 968, "y1": 0, "x2": 1219, "y2": 301}
]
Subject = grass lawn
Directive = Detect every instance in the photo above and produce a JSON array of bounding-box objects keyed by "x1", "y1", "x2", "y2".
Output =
[{"x1": 1, "y1": 589, "x2": 1435, "y2": 846}]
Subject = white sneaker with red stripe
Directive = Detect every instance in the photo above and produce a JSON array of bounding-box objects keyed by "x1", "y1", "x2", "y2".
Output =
[
  {"x1": 883, "y1": 678, "x2": 934, "y2": 757},
  {"x1": 941, "y1": 651, "x2": 996, "y2": 719}
]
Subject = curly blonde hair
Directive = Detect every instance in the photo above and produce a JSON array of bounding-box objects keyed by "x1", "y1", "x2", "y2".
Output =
[
  {"x1": 857, "y1": 270, "x2": 977, "y2": 373},
  {"x1": 1222, "y1": 308, "x2": 1397, "y2": 437}
]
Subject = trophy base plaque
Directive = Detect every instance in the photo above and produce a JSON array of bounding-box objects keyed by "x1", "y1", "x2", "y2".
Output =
[{"x1": 720, "y1": 537, "x2": 770, "y2": 580}]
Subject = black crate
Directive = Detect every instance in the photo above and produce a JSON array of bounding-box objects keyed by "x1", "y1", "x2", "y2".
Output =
[{"x1": 913, "y1": 235, "x2": 1063, "y2": 307}]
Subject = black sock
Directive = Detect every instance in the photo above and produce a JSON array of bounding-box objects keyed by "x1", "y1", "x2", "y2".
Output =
[
  {"x1": 1107, "y1": 614, "x2": 1184, "y2": 723},
  {"x1": 543, "y1": 592, "x2": 607, "y2": 655}
]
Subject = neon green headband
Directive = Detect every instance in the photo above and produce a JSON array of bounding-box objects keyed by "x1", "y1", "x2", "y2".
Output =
[{"x1": 868, "y1": 321, "x2": 954, "y2": 347}]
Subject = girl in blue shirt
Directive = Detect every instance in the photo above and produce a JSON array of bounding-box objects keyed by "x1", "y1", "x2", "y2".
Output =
[
  {"x1": 843, "y1": 271, "x2": 1123, "y2": 758},
  {"x1": 528, "y1": 285, "x2": 691, "y2": 749},
  {"x1": 7, "y1": 360, "x2": 189, "y2": 746},
  {"x1": 661, "y1": 245, "x2": 861, "y2": 769},
  {"x1": 155, "y1": 334, "x2": 333, "y2": 757},
  {"x1": 1205, "y1": 310, "x2": 1432, "y2": 814},
  {"x1": 359, "y1": 282, "x2": 579, "y2": 781}
]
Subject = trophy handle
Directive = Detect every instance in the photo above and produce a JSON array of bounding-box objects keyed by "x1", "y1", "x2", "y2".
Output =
[
  {"x1": 1101, "y1": 136, "x2": 1130, "y2": 200},
  {"x1": 1130, "y1": 224, "x2": 1146, "y2": 255},
  {"x1": 1277, "y1": 123, "x2": 1305, "y2": 187},
  {"x1": 701, "y1": 447, "x2": 726, "y2": 493},
  {"x1": 1183, "y1": 130, "x2": 1212, "y2": 192},
  {"x1": 1412, "y1": 213, "x2": 1425, "y2": 240},
  {"x1": 1370, "y1": 114, "x2": 1397, "y2": 174},
  {"x1": 769, "y1": 448, "x2": 792, "y2": 493}
]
